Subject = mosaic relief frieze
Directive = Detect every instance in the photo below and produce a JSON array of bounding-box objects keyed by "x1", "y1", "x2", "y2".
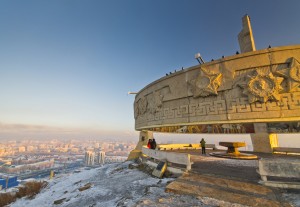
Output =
[
  {"x1": 136, "y1": 92, "x2": 300, "y2": 125},
  {"x1": 148, "y1": 123, "x2": 255, "y2": 134},
  {"x1": 143, "y1": 121, "x2": 300, "y2": 134},
  {"x1": 268, "y1": 122, "x2": 300, "y2": 133},
  {"x1": 135, "y1": 57, "x2": 300, "y2": 125}
]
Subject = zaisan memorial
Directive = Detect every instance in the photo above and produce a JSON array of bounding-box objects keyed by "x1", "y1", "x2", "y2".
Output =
[{"x1": 128, "y1": 15, "x2": 300, "y2": 159}]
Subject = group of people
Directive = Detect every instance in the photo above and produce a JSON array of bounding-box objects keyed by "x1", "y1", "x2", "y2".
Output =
[
  {"x1": 147, "y1": 138, "x2": 157, "y2": 150},
  {"x1": 146, "y1": 137, "x2": 206, "y2": 154}
]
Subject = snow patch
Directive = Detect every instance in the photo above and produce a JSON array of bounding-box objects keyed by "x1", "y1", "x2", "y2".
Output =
[{"x1": 10, "y1": 161, "x2": 299, "y2": 207}]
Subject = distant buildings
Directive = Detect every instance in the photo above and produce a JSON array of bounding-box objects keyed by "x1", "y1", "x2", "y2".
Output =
[
  {"x1": 96, "y1": 151, "x2": 105, "y2": 165},
  {"x1": 18, "y1": 146, "x2": 26, "y2": 152},
  {"x1": 85, "y1": 151, "x2": 106, "y2": 166},
  {"x1": 0, "y1": 139, "x2": 135, "y2": 177},
  {"x1": 0, "y1": 159, "x2": 54, "y2": 174},
  {"x1": 84, "y1": 151, "x2": 95, "y2": 166},
  {"x1": 0, "y1": 139, "x2": 136, "y2": 157}
]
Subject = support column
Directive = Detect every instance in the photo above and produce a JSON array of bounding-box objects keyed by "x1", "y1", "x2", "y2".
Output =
[
  {"x1": 250, "y1": 123, "x2": 278, "y2": 153},
  {"x1": 127, "y1": 131, "x2": 153, "y2": 160}
]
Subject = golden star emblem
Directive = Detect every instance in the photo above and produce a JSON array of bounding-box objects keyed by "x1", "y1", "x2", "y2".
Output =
[
  {"x1": 275, "y1": 57, "x2": 300, "y2": 92},
  {"x1": 190, "y1": 68, "x2": 222, "y2": 98},
  {"x1": 239, "y1": 69, "x2": 283, "y2": 103}
]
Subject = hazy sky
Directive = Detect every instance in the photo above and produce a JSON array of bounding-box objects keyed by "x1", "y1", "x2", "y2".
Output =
[{"x1": 1, "y1": 0, "x2": 300, "y2": 140}]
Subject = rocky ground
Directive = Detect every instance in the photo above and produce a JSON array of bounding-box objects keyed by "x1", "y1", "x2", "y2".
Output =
[
  {"x1": 10, "y1": 162, "x2": 211, "y2": 207},
  {"x1": 9, "y1": 153, "x2": 300, "y2": 207}
]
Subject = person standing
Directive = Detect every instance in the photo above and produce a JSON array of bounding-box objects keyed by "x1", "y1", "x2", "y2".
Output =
[
  {"x1": 151, "y1": 138, "x2": 157, "y2": 149},
  {"x1": 200, "y1": 138, "x2": 206, "y2": 154},
  {"x1": 147, "y1": 139, "x2": 152, "y2": 149}
]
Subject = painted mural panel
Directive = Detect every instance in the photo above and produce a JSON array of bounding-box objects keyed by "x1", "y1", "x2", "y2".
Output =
[
  {"x1": 267, "y1": 122, "x2": 300, "y2": 133},
  {"x1": 148, "y1": 123, "x2": 255, "y2": 134}
]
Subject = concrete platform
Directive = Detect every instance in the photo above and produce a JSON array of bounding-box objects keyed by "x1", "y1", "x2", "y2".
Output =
[
  {"x1": 166, "y1": 172, "x2": 292, "y2": 207},
  {"x1": 173, "y1": 149, "x2": 299, "y2": 182},
  {"x1": 164, "y1": 149, "x2": 299, "y2": 206}
]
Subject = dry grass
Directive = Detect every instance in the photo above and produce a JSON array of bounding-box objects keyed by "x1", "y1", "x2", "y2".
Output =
[
  {"x1": 53, "y1": 198, "x2": 66, "y2": 205},
  {"x1": 78, "y1": 183, "x2": 92, "y2": 191},
  {"x1": 0, "y1": 193, "x2": 16, "y2": 207},
  {"x1": 0, "y1": 181, "x2": 48, "y2": 207}
]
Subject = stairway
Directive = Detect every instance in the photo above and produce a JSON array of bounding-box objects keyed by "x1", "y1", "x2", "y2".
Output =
[{"x1": 166, "y1": 172, "x2": 291, "y2": 207}]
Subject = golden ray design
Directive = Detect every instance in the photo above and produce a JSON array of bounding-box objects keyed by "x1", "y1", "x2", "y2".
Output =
[
  {"x1": 275, "y1": 57, "x2": 300, "y2": 92},
  {"x1": 190, "y1": 68, "x2": 222, "y2": 98},
  {"x1": 239, "y1": 69, "x2": 283, "y2": 103}
]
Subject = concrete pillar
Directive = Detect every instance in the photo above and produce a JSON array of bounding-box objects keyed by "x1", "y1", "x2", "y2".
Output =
[
  {"x1": 250, "y1": 123, "x2": 278, "y2": 153},
  {"x1": 127, "y1": 131, "x2": 153, "y2": 160}
]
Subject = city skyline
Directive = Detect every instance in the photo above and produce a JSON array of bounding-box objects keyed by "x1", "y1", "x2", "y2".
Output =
[{"x1": 1, "y1": 1, "x2": 300, "y2": 139}]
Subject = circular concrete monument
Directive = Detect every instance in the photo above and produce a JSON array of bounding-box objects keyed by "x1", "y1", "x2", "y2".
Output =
[{"x1": 128, "y1": 15, "x2": 300, "y2": 160}]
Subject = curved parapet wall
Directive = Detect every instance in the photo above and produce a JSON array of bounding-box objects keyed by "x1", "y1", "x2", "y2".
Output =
[{"x1": 134, "y1": 45, "x2": 300, "y2": 133}]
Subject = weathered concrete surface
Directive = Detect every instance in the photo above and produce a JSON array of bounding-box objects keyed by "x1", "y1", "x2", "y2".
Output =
[
  {"x1": 191, "y1": 151, "x2": 260, "y2": 181},
  {"x1": 142, "y1": 147, "x2": 192, "y2": 170},
  {"x1": 162, "y1": 149, "x2": 300, "y2": 206},
  {"x1": 258, "y1": 158, "x2": 300, "y2": 189},
  {"x1": 176, "y1": 149, "x2": 299, "y2": 182},
  {"x1": 250, "y1": 123, "x2": 278, "y2": 153},
  {"x1": 259, "y1": 158, "x2": 300, "y2": 178},
  {"x1": 166, "y1": 172, "x2": 292, "y2": 207}
]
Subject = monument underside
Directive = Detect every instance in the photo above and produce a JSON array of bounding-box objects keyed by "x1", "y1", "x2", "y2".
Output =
[
  {"x1": 144, "y1": 122, "x2": 300, "y2": 134},
  {"x1": 134, "y1": 46, "x2": 300, "y2": 134}
]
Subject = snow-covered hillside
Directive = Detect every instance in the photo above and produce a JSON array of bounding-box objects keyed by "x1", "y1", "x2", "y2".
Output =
[
  {"x1": 10, "y1": 162, "x2": 210, "y2": 207},
  {"x1": 9, "y1": 160, "x2": 300, "y2": 207}
]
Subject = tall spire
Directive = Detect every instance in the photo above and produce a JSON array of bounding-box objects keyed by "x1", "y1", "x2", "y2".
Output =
[{"x1": 238, "y1": 15, "x2": 256, "y2": 53}]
